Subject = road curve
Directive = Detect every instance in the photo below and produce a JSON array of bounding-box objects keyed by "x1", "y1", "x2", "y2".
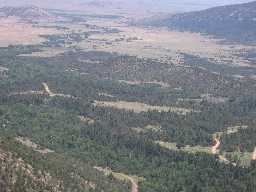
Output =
[
  {"x1": 94, "y1": 166, "x2": 139, "y2": 192},
  {"x1": 211, "y1": 138, "x2": 221, "y2": 155},
  {"x1": 253, "y1": 147, "x2": 256, "y2": 160}
]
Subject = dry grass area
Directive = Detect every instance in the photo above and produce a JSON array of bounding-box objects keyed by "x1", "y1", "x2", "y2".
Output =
[
  {"x1": 201, "y1": 94, "x2": 228, "y2": 104},
  {"x1": 98, "y1": 92, "x2": 115, "y2": 98},
  {"x1": 78, "y1": 116, "x2": 95, "y2": 125},
  {"x1": 224, "y1": 151, "x2": 252, "y2": 167},
  {"x1": 19, "y1": 47, "x2": 67, "y2": 57},
  {"x1": 94, "y1": 100, "x2": 193, "y2": 115},
  {"x1": 118, "y1": 80, "x2": 170, "y2": 88},
  {"x1": 131, "y1": 124, "x2": 162, "y2": 133},
  {"x1": 15, "y1": 137, "x2": 54, "y2": 154},
  {"x1": 213, "y1": 125, "x2": 248, "y2": 138},
  {"x1": 77, "y1": 19, "x2": 255, "y2": 67},
  {"x1": 156, "y1": 139, "x2": 235, "y2": 165},
  {"x1": 0, "y1": 17, "x2": 59, "y2": 47},
  {"x1": 155, "y1": 141, "x2": 212, "y2": 154}
]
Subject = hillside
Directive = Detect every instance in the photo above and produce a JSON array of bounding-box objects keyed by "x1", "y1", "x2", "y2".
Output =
[{"x1": 146, "y1": 1, "x2": 256, "y2": 44}]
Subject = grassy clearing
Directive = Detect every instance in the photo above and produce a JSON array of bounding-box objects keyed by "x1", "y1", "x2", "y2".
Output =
[
  {"x1": 93, "y1": 100, "x2": 194, "y2": 115},
  {"x1": 213, "y1": 125, "x2": 248, "y2": 138},
  {"x1": 131, "y1": 124, "x2": 162, "y2": 134},
  {"x1": 18, "y1": 48, "x2": 67, "y2": 57},
  {"x1": 118, "y1": 80, "x2": 170, "y2": 88},
  {"x1": 0, "y1": 17, "x2": 59, "y2": 47},
  {"x1": 79, "y1": 19, "x2": 255, "y2": 67},
  {"x1": 223, "y1": 151, "x2": 252, "y2": 167},
  {"x1": 78, "y1": 116, "x2": 95, "y2": 125},
  {"x1": 155, "y1": 141, "x2": 211, "y2": 154}
]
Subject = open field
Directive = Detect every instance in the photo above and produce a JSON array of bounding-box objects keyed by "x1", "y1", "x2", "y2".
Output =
[
  {"x1": 155, "y1": 141, "x2": 212, "y2": 154},
  {"x1": 77, "y1": 19, "x2": 255, "y2": 68},
  {"x1": 94, "y1": 100, "x2": 194, "y2": 115},
  {"x1": 224, "y1": 151, "x2": 252, "y2": 167},
  {"x1": 18, "y1": 47, "x2": 67, "y2": 57},
  {"x1": 118, "y1": 80, "x2": 170, "y2": 88},
  {"x1": 213, "y1": 125, "x2": 248, "y2": 138},
  {"x1": 131, "y1": 124, "x2": 162, "y2": 133},
  {"x1": 0, "y1": 17, "x2": 59, "y2": 47}
]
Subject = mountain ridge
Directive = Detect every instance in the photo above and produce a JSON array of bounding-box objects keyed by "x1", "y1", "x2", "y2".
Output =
[
  {"x1": 145, "y1": 0, "x2": 256, "y2": 44},
  {"x1": 0, "y1": 5, "x2": 55, "y2": 20}
]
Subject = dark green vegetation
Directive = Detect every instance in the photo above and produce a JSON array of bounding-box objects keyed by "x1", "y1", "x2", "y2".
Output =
[
  {"x1": 144, "y1": 1, "x2": 256, "y2": 44},
  {"x1": 1, "y1": 6, "x2": 256, "y2": 192}
]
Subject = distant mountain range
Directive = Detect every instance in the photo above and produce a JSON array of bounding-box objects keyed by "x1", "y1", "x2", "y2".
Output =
[
  {"x1": 145, "y1": 1, "x2": 256, "y2": 44},
  {"x1": 0, "y1": 6, "x2": 54, "y2": 20},
  {"x1": 0, "y1": 0, "x2": 253, "y2": 13}
]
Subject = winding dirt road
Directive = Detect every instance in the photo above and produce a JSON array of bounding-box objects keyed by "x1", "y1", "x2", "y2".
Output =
[
  {"x1": 42, "y1": 82, "x2": 76, "y2": 98},
  {"x1": 42, "y1": 82, "x2": 55, "y2": 97},
  {"x1": 211, "y1": 138, "x2": 237, "y2": 166},
  {"x1": 9, "y1": 83, "x2": 75, "y2": 99},
  {"x1": 211, "y1": 138, "x2": 221, "y2": 155},
  {"x1": 94, "y1": 166, "x2": 139, "y2": 192},
  {"x1": 252, "y1": 147, "x2": 256, "y2": 161}
]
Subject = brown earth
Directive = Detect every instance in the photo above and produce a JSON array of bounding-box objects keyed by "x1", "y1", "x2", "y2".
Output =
[{"x1": 0, "y1": 17, "x2": 59, "y2": 47}]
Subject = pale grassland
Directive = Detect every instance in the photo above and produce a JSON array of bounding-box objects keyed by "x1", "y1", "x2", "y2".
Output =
[
  {"x1": 118, "y1": 80, "x2": 170, "y2": 88},
  {"x1": 18, "y1": 48, "x2": 67, "y2": 57},
  {"x1": 78, "y1": 116, "x2": 95, "y2": 125},
  {"x1": 93, "y1": 100, "x2": 194, "y2": 115},
  {"x1": 213, "y1": 125, "x2": 248, "y2": 138},
  {"x1": 223, "y1": 151, "x2": 252, "y2": 167},
  {"x1": 0, "y1": 17, "x2": 59, "y2": 47},
  {"x1": 98, "y1": 92, "x2": 115, "y2": 98},
  {"x1": 131, "y1": 124, "x2": 162, "y2": 133},
  {"x1": 78, "y1": 19, "x2": 255, "y2": 67},
  {"x1": 155, "y1": 141, "x2": 211, "y2": 154},
  {"x1": 201, "y1": 94, "x2": 228, "y2": 104}
]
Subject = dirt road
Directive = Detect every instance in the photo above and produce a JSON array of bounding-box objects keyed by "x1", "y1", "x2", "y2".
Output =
[
  {"x1": 94, "y1": 166, "x2": 139, "y2": 192},
  {"x1": 211, "y1": 138, "x2": 236, "y2": 166},
  {"x1": 42, "y1": 82, "x2": 56, "y2": 96},
  {"x1": 42, "y1": 82, "x2": 75, "y2": 98},
  {"x1": 211, "y1": 138, "x2": 221, "y2": 155},
  {"x1": 252, "y1": 147, "x2": 256, "y2": 160}
]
